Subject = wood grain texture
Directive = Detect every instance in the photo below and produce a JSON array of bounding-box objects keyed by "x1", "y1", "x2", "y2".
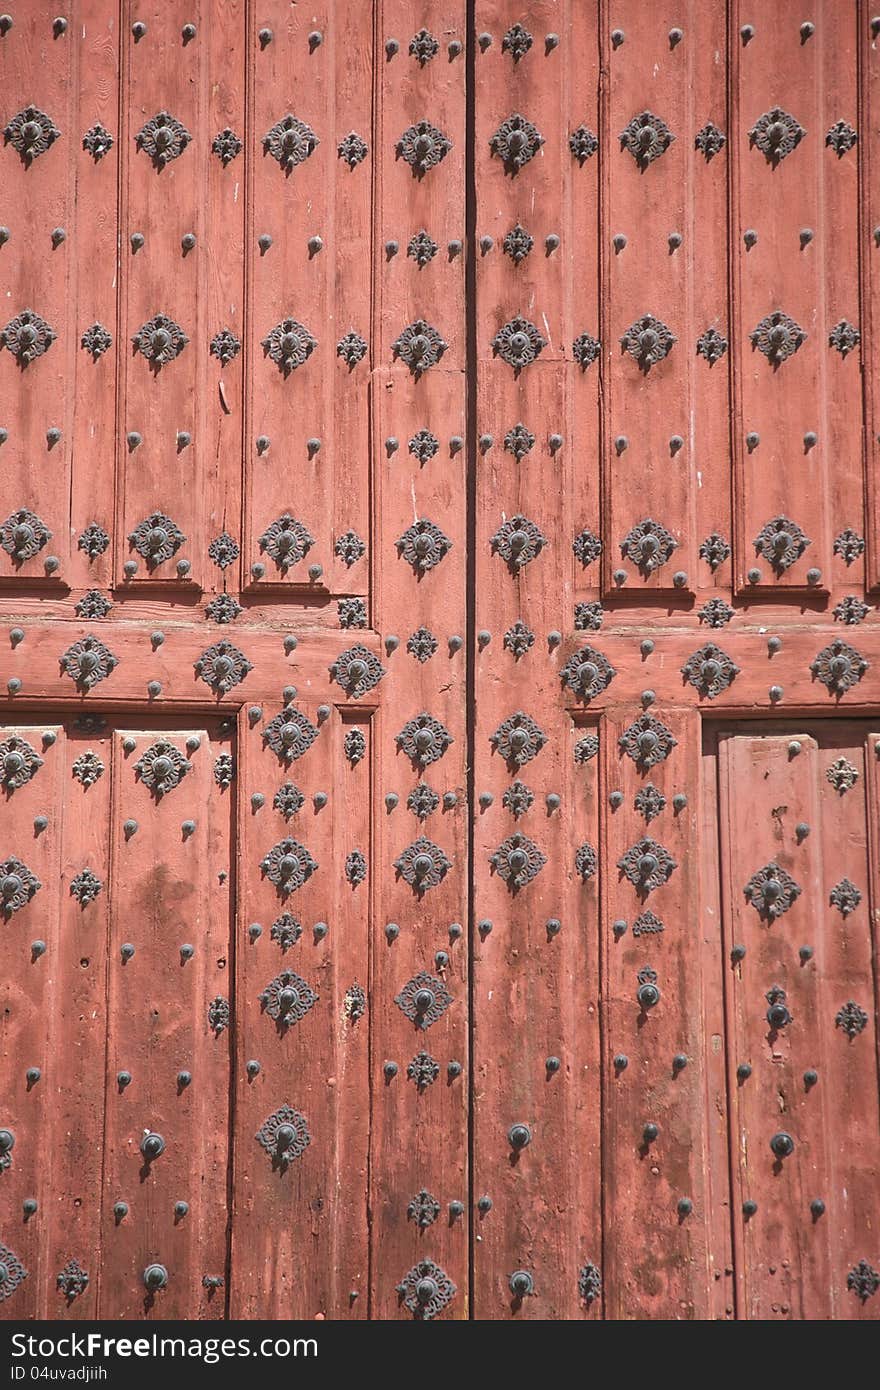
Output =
[{"x1": 0, "y1": 0, "x2": 878, "y2": 1322}]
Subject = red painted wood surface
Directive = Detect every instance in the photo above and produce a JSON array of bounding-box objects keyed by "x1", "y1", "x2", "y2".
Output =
[
  {"x1": 0, "y1": 2, "x2": 119, "y2": 593},
  {"x1": 0, "y1": 1, "x2": 879, "y2": 1322},
  {"x1": 243, "y1": 0, "x2": 371, "y2": 600},
  {"x1": 729, "y1": 0, "x2": 861, "y2": 598},
  {"x1": 598, "y1": 0, "x2": 728, "y2": 599},
  {"x1": 711, "y1": 724, "x2": 880, "y2": 1318},
  {"x1": 230, "y1": 702, "x2": 371, "y2": 1318}
]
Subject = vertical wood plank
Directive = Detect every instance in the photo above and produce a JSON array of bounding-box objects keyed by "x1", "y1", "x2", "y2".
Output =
[
  {"x1": 115, "y1": 0, "x2": 245, "y2": 593},
  {"x1": 471, "y1": 1, "x2": 604, "y2": 1318},
  {"x1": 242, "y1": 1, "x2": 373, "y2": 600},
  {"x1": 0, "y1": 3, "x2": 119, "y2": 590},
  {"x1": 0, "y1": 722, "x2": 69, "y2": 1319},
  {"x1": 600, "y1": 704, "x2": 729, "y2": 1318},
  {"x1": 600, "y1": 1, "x2": 727, "y2": 598},
  {"x1": 729, "y1": 0, "x2": 860, "y2": 597},
  {"x1": 859, "y1": 1, "x2": 880, "y2": 593},
  {"x1": 229, "y1": 701, "x2": 370, "y2": 1318},
  {"x1": 717, "y1": 727, "x2": 880, "y2": 1319},
  {"x1": 99, "y1": 722, "x2": 232, "y2": 1318},
  {"x1": 368, "y1": 0, "x2": 469, "y2": 1320}
]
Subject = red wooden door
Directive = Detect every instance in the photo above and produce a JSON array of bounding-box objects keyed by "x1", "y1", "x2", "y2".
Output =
[
  {"x1": 710, "y1": 724, "x2": 880, "y2": 1319},
  {"x1": 0, "y1": 0, "x2": 879, "y2": 1321}
]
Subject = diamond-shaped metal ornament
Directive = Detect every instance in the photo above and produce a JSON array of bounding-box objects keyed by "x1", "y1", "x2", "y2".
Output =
[
  {"x1": 263, "y1": 707, "x2": 319, "y2": 762},
  {"x1": 575, "y1": 842, "x2": 598, "y2": 881},
  {"x1": 569, "y1": 125, "x2": 598, "y2": 163},
  {"x1": 0, "y1": 736, "x2": 43, "y2": 789},
  {"x1": 395, "y1": 970, "x2": 453, "y2": 1029},
  {"x1": 490, "y1": 712, "x2": 547, "y2": 767},
  {"x1": 753, "y1": 515, "x2": 810, "y2": 571},
  {"x1": 620, "y1": 110, "x2": 674, "y2": 166},
  {"x1": 695, "y1": 123, "x2": 726, "y2": 159},
  {"x1": 260, "y1": 837, "x2": 318, "y2": 895},
  {"x1": 4, "y1": 105, "x2": 60, "y2": 162},
  {"x1": 502, "y1": 780, "x2": 534, "y2": 819},
  {"x1": 748, "y1": 107, "x2": 805, "y2": 162},
  {"x1": 621, "y1": 518, "x2": 677, "y2": 574},
  {"x1": 826, "y1": 757, "x2": 858, "y2": 794},
  {"x1": 259, "y1": 969, "x2": 318, "y2": 1024},
  {"x1": 810, "y1": 639, "x2": 868, "y2": 695},
  {"x1": 560, "y1": 645, "x2": 616, "y2": 702},
  {"x1": 491, "y1": 514, "x2": 547, "y2": 570},
  {"x1": 680, "y1": 643, "x2": 740, "y2": 698},
  {"x1": 620, "y1": 313, "x2": 676, "y2": 369},
  {"x1": 83, "y1": 122, "x2": 114, "y2": 160},
  {"x1": 396, "y1": 713, "x2": 453, "y2": 767},
  {"x1": 330, "y1": 645, "x2": 386, "y2": 698},
  {"x1": 408, "y1": 1189, "x2": 441, "y2": 1228},
  {"x1": 394, "y1": 837, "x2": 452, "y2": 893},
  {"x1": 0, "y1": 1242, "x2": 27, "y2": 1301},
  {"x1": 491, "y1": 316, "x2": 547, "y2": 371},
  {"x1": 2, "y1": 310, "x2": 56, "y2": 365},
  {"x1": 503, "y1": 620, "x2": 535, "y2": 659},
  {"x1": 743, "y1": 861, "x2": 801, "y2": 920},
  {"x1": 338, "y1": 131, "x2": 368, "y2": 167},
  {"x1": 194, "y1": 640, "x2": 252, "y2": 694},
  {"x1": 392, "y1": 319, "x2": 447, "y2": 373},
  {"x1": 696, "y1": 327, "x2": 728, "y2": 364},
  {"x1": 617, "y1": 837, "x2": 677, "y2": 894},
  {"x1": 836, "y1": 1001, "x2": 869, "y2": 1039},
  {"x1": 0, "y1": 855, "x2": 41, "y2": 917},
  {"x1": 408, "y1": 783, "x2": 440, "y2": 820},
  {"x1": 396, "y1": 1260, "x2": 456, "y2": 1319},
  {"x1": 60, "y1": 635, "x2": 118, "y2": 690},
  {"x1": 829, "y1": 878, "x2": 862, "y2": 918},
  {"x1": 407, "y1": 1051, "x2": 440, "y2": 1090},
  {"x1": 135, "y1": 110, "x2": 191, "y2": 166},
  {"x1": 271, "y1": 913, "x2": 302, "y2": 950},
  {"x1": 128, "y1": 512, "x2": 186, "y2": 564},
  {"x1": 489, "y1": 831, "x2": 547, "y2": 890},
  {"x1": 81, "y1": 322, "x2": 112, "y2": 359},
  {"x1": 70, "y1": 868, "x2": 102, "y2": 906},
  {"x1": 618, "y1": 714, "x2": 677, "y2": 768},
  {"x1": 489, "y1": 112, "x2": 544, "y2": 172},
  {"x1": 273, "y1": 783, "x2": 304, "y2": 820},
  {"x1": 263, "y1": 114, "x2": 319, "y2": 170},
  {"x1": 255, "y1": 1104, "x2": 310, "y2": 1167},
  {"x1": 258, "y1": 514, "x2": 315, "y2": 570},
  {"x1": 750, "y1": 310, "x2": 806, "y2": 364},
  {"x1": 397, "y1": 121, "x2": 452, "y2": 175},
  {"x1": 212, "y1": 127, "x2": 242, "y2": 164},
  {"x1": 210, "y1": 328, "x2": 241, "y2": 366},
  {"x1": 337, "y1": 331, "x2": 367, "y2": 368},
  {"x1": 132, "y1": 313, "x2": 189, "y2": 366},
  {"x1": 396, "y1": 519, "x2": 452, "y2": 572},
  {"x1": 634, "y1": 784, "x2": 667, "y2": 823},
  {"x1": 134, "y1": 740, "x2": 191, "y2": 796},
  {"x1": 261, "y1": 319, "x2": 316, "y2": 375}
]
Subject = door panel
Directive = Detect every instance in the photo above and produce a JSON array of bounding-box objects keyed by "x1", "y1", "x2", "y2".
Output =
[
  {"x1": 230, "y1": 703, "x2": 371, "y2": 1319},
  {"x1": 0, "y1": 716, "x2": 233, "y2": 1319},
  {"x1": 0, "y1": 2, "x2": 119, "y2": 593},
  {"x1": 99, "y1": 722, "x2": 233, "y2": 1318},
  {"x1": 243, "y1": 0, "x2": 372, "y2": 600},
  {"x1": 729, "y1": 1, "x2": 860, "y2": 597},
  {"x1": 117, "y1": 0, "x2": 247, "y2": 595},
  {"x1": 597, "y1": 0, "x2": 727, "y2": 598},
  {"x1": 0, "y1": 721, "x2": 101, "y2": 1319},
  {"x1": 1, "y1": 1, "x2": 879, "y2": 1324},
  {"x1": 713, "y1": 724, "x2": 880, "y2": 1319},
  {"x1": 602, "y1": 706, "x2": 728, "y2": 1319}
]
